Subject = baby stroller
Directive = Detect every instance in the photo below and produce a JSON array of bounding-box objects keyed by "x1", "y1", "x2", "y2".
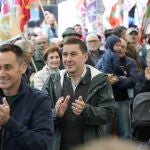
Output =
[{"x1": 132, "y1": 92, "x2": 150, "y2": 143}]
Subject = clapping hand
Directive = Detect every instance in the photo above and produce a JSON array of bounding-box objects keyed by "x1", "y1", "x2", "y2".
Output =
[
  {"x1": 0, "y1": 97, "x2": 10, "y2": 126},
  {"x1": 55, "y1": 95, "x2": 70, "y2": 118},
  {"x1": 72, "y1": 96, "x2": 85, "y2": 116}
]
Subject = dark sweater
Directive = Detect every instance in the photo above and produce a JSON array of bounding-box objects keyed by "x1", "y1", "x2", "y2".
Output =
[{"x1": 60, "y1": 68, "x2": 91, "y2": 150}]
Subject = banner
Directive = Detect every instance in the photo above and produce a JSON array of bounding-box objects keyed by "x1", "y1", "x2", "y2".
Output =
[
  {"x1": 16, "y1": 0, "x2": 30, "y2": 32},
  {"x1": 0, "y1": 13, "x2": 21, "y2": 44},
  {"x1": 1, "y1": 0, "x2": 9, "y2": 14}
]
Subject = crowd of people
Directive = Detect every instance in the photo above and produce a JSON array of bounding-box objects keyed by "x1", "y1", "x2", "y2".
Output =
[{"x1": 0, "y1": 10, "x2": 150, "y2": 150}]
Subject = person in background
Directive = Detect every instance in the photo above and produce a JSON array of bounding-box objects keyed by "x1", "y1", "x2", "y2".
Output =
[
  {"x1": 126, "y1": 27, "x2": 139, "y2": 49},
  {"x1": 62, "y1": 27, "x2": 81, "y2": 42},
  {"x1": 32, "y1": 27, "x2": 44, "y2": 36},
  {"x1": 104, "y1": 29, "x2": 115, "y2": 39},
  {"x1": 42, "y1": 38, "x2": 114, "y2": 150},
  {"x1": 0, "y1": 44, "x2": 54, "y2": 150},
  {"x1": 74, "y1": 24, "x2": 85, "y2": 40},
  {"x1": 41, "y1": 11, "x2": 58, "y2": 42},
  {"x1": 104, "y1": 38, "x2": 137, "y2": 139},
  {"x1": 97, "y1": 35, "x2": 124, "y2": 76},
  {"x1": 125, "y1": 27, "x2": 147, "y2": 64},
  {"x1": 15, "y1": 39, "x2": 36, "y2": 83},
  {"x1": 114, "y1": 26, "x2": 127, "y2": 40},
  {"x1": 27, "y1": 32, "x2": 38, "y2": 45},
  {"x1": 50, "y1": 38, "x2": 63, "y2": 49},
  {"x1": 33, "y1": 35, "x2": 49, "y2": 72},
  {"x1": 126, "y1": 43, "x2": 145, "y2": 96},
  {"x1": 143, "y1": 34, "x2": 150, "y2": 51},
  {"x1": 138, "y1": 51, "x2": 150, "y2": 93},
  {"x1": 33, "y1": 45, "x2": 61, "y2": 90},
  {"x1": 140, "y1": 34, "x2": 150, "y2": 61},
  {"x1": 86, "y1": 33, "x2": 105, "y2": 67}
]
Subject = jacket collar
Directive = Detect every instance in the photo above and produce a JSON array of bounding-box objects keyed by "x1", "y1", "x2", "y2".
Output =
[
  {"x1": 59, "y1": 65, "x2": 106, "y2": 88},
  {"x1": 0, "y1": 78, "x2": 28, "y2": 99}
]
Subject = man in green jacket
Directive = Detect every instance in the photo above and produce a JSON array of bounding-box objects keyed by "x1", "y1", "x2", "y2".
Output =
[{"x1": 43, "y1": 38, "x2": 115, "y2": 150}]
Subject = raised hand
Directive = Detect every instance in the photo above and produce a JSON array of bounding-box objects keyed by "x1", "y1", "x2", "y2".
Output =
[{"x1": 0, "y1": 97, "x2": 10, "y2": 126}]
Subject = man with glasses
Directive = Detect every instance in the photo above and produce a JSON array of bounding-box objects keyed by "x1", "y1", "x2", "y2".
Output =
[
  {"x1": 86, "y1": 33, "x2": 105, "y2": 66},
  {"x1": 33, "y1": 35, "x2": 49, "y2": 71}
]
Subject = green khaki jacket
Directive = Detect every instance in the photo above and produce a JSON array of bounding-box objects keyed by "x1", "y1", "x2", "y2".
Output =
[{"x1": 42, "y1": 65, "x2": 115, "y2": 150}]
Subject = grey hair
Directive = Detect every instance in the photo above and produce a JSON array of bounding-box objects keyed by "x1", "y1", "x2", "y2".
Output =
[
  {"x1": 15, "y1": 40, "x2": 34, "y2": 55},
  {"x1": 86, "y1": 32, "x2": 99, "y2": 41}
]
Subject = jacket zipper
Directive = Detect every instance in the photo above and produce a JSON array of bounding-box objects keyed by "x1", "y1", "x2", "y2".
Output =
[{"x1": 0, "y1": 128, "x2": 4, "y2": 150}]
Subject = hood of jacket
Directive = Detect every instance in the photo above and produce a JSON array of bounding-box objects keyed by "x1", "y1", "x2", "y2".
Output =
[
  {"x1": 106, "y1": 35, "x2": 120, "y2": 51},
  {"x1": 59, "y1": 65, "x2": 107, "y2": 91}
]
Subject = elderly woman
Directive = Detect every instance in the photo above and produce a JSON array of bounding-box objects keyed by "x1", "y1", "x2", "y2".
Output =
[{"x1": 33, "y1": 45, "x2": 61, "y2": 90}]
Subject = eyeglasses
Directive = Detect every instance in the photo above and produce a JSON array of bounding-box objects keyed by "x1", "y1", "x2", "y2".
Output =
[
  {"x1": 36, "y1": 41, "x2": 48, "y2": 45},
  {"x1": 87, "y1": 40, "x2": 99, "y2": 43}
]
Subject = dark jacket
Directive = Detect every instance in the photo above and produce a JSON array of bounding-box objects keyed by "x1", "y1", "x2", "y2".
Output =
[
  {"x1": 112, "y1": 56, "x2": 137, "y2": 101},
  {"x1": 88, "y1": 49, "x2": 105, "y2": 67},
  {"x1": 138, "y1": 79, "x2": 150, "y2": 93},
  {"x1": 0, "y1": 79, "x2": 54, "y2": 150},
  {"x1": 98, "y1": 35, "x2": 124, "y2": 76},
  {"x1": 99, "y1": 49, "x2": 124, "y2": 75},
  {"x1": 42, "y1": 65, "x2": 115, "y2": 150}
]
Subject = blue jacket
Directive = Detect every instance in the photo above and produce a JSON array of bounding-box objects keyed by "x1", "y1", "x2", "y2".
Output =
[
  {"x1": 97, "y1": 35, "x2": 124, "y2": 76},
  {"x1": 112, "y1": 56, "x2": 137, "y2": 101},
  {"x1": 0, "y1": 79, "x2": 54, "y2": 150},
  {"x1": 99, "y1": 49, "x2": 124, "y2": 76}
]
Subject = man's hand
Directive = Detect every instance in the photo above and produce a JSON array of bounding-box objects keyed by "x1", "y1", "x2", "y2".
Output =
[
  {"x1": 0, "y1": 97, "x2": 10, "y2": 126},
  {"x1": 145, "y1": 67, "x2": 150, "y2": 80},
  {"x1": 108, "y1": 74, "x2": 119, "y2": 85},
  {"x1": 72, "y1": 96, "x2": 85, "y2": 116},
  {"x1": 55, "y1": 95, "x2": 70, "y2": 118}
]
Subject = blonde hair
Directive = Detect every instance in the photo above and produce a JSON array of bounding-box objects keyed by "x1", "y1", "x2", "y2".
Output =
[{"x1": 43, "y1": 11, "x2": 58, "y2": 28}]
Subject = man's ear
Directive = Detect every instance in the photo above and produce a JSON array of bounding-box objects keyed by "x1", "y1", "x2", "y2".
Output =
[
  {"x1": 84, "y1": 52, "x2": 88, "y2": 62},
  {"x1": 20, "y1": 62, "x2": 28, "y2": 74}
]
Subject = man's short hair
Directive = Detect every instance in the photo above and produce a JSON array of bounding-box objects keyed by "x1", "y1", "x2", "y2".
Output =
[
  {"x1": 63, "y1": 38, "x2": 87, "y2": 54},
  {"x1": 0, "y1": 44, "x2": 24, "y2": 63}
]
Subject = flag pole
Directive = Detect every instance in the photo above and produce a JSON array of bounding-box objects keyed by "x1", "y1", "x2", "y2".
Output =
[
  {"x1": 38, "y1": 0, "x2": 47, "y2": 23},
  {"x1": 96, "y1": 0, "x2": 105, "y2": 35}
]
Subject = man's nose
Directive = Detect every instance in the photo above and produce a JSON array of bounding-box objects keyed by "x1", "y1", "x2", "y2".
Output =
[
  {"x1": 0, "y1": 68, "x2": 6, "y2": 75},
  {"x1": 66, "y1": 55, "x2": 72, "y2": 61}
]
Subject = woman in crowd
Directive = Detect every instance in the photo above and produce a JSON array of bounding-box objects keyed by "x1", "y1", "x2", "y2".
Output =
[
  {"x1": 33, "y1": 45, "x2": 61, "y2": 90},
  {"x1": 126, "y1": 43, "x2": 145, "y2": 96},
  {"x1": 41, "y1": 11, "x2": 58, "y2": 42}
]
